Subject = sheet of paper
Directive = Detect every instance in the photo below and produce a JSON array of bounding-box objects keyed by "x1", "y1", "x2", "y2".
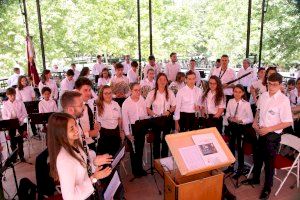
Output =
[
  {"x1": 104, "y1": 171, "x2": 121, "y2": 200},
  {"x1": 179, "y1": 145, "x2": 205, "y2": 170},
  {"x1": 192, "y1": 133, "x2": 228, "y2": 166},
  {"x1": 111, "y1": 146, "x2": 125, "y2": 169},
  {"x1": 160, "y1": 156, "x2": 175, "y2": 171}
]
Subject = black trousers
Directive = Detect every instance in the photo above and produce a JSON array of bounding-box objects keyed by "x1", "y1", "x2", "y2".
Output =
[
  {"x1": 203, "y1": 114, "x2": 223, "y2": 134},
  {"x1": 179, "y1": 112, "x2": 197, "y2": 132},
  {"x1": 152, "y1": 116, "x2": 172, "y2": 159},
  {"x1": 294, "y1": 119, "x2": 300, "y2": 137},
  {"x1": 252, "y1": 132, "x2": 281, "y2": 190},
  {"x1": 97, "y1": 127, "x2": 121, "y2": 156},
  {"x1": 228, "y1": 122, "x2": 245, "y2": 168},
  {"x1": 243, "y1": 86, "x2": 251, "y2": 101},
  {"x1": 8, "y1": 123, "x2": 26, "y2": 160},
  {"x1": 128, "y1": 120, "x2": 148, "y2": 175}
]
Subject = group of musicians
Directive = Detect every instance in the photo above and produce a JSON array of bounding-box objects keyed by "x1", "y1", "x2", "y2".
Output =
[{"x1": 1, "y1": 53, "x2": 299, "y2": 200}]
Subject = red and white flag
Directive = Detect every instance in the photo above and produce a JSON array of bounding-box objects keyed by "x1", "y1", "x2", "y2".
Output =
[{"x1": 26, "y1": 36, "x2": 40, "y2": 86}]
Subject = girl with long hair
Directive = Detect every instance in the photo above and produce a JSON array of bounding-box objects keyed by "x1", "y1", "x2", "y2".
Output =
[
  {"x1": 16, "y1": 75, "x2": 35, "y2": 102},
  {"x1": 201, "y1": 75, "x2": 225, "y2": 133},
  {"x1": 79, "y1": 67, "x2": 91, "y2": 78},
  {"x1": 146, "y1": 73, "x2": 176, "y2": 159},
  {"x1": 96, "y1": 85, "x2": 123, "y2": 156},
  {"x1": 38, "y1": 69, "x2": 58, "y2": 100},
  {"x1": 48, "y1": 112, "x2": 112, "y2": 200},
  {"x1": 97, "y1": 68, "x2": 111, "y2": 90}
]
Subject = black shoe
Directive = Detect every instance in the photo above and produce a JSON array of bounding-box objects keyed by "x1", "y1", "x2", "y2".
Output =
[
  {"x1": 241, "y1": 178, "x2": 260, "y2": 186},
  {"x1": 223, "y1": 166, "x2": 234, "y2": 174},
  {"x1": 259, "y1": 188, "x2": 271, "y2": 200}
]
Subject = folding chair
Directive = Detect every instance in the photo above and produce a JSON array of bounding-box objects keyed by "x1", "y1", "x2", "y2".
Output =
[{"x1": 274, "y1": 133, "x2": 300, "y2": 196}]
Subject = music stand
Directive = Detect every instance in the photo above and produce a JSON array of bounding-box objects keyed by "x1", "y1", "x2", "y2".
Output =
[
  {"x1": 24, "y1": 100, "x2": 40, "y2": 114},
  {"x1": 0, "y1": 119, "x2": 19, "y2": 155},
  {"x1": 0, "y1": 148, "x2": 19, "y2": 199}
]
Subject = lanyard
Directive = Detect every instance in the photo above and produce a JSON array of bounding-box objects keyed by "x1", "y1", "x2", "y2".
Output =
[{"x1": 219, "y1": 68, "x2": 227, "y2": 79}]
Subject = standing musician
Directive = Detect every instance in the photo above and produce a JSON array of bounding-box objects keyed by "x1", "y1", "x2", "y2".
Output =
[
  {"x1": 75, "y1": 77, "x2": 101, "y2": 152},
  {"x1": 237, "y1": 58, "x2": 256, "y2": 100},
  {"x1": 16, "y1": 75, "x2": 35, "y2": 102},
  {"x1": 96, "y1": 85, "x2": 124, "y2": 156},
  {"x1": 111, "y1": 63, "x2": 130, "y2": 98},
  {"x1": 242, "y1": 73, "x2": 293, "y2": 200},
  {"x1": 249, "y1": 67, "x2": 266, "y2": 113},
  {"x1": 143, "y1": 55, "x2": 161, "y2": 79},
  {"x1": 122, "y1": 83, "x2": 149, "y2": 177},
  {"x1": 146, "y1": 73, "x2": 176, "y2": 159},
  {"x1": 38, "y1": 69, "x2": 59, "y2": 101},
  {"x1": 200, "y1": 76, "x2": 226, "y2": 134},
  {"x1": 224, "y1": 84, "x2": 254, "y2": 175},
  {"x1": 60, "y1": 69, "x2": 75, "y2": 97},
  {"x1": 47, "y1": 113, "x2": 112, "y2": 200},
  {"x1": 290, "y1": 77, "x2": 300, "y2": 136},
  {"x1": 174, "y1": 70, "x2": 202, "y2": 132},
  {"x1": 211, "y1": 54, "x2": 236, "y2": 104}
]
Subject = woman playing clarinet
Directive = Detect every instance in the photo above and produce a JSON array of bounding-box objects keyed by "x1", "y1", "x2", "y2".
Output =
[{"x1": 146, "y1": 73, "x2": 176, "y2": 159}]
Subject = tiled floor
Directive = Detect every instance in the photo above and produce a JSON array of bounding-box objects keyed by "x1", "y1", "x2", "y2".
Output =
[{"x1": 1, "y1": 137, "x2": 300, "y2": 200}]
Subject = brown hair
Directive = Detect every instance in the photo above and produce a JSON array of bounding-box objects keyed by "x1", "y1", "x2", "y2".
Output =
[
  {"x1": 79, "y1": 67, "x2": 89, "y2": 77},
  {"x1": 202, "y1": 75, "x2": 224, "y2": 106},
  {"x1": 96, "y1": 85, "x2": 111, "y2": 116},
  {"x1": 41, "y1": 69, "x2": 51, "y2": 84},
  {"x1": 263, "y1": 67, "x2": 277, "y2": 86},
  {"x1": 153, "y1": 73, "x2": 169, "y2": 101},
  {"x1": 100, "y1": 68, "x2": 111, "y2": 78},
  {"x1": 47, "y1": 112, "x2": 84, "y2": 181},
  {"x1": 61, "y1": 91, "x2": 82, "y2": 110},
  {"x1": 175, "y1": 72, "x2": 185, "y2": 82},
  {"x1": 6, "y1": 87, "x2": 16, "y2": 95},
  {"x1": 234, "y1": 84, "x2": 247, "y2": 101},
  {"x1": 17, "y1": 75, "x2": 27, "y2": 90}
]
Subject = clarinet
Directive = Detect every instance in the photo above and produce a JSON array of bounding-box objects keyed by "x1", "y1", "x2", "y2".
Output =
[
  {"x1": 78, "y1": 122, "x2": 93, "y2": 176},
  {"x1": 128, "y1": 123, "x2": 136, "y2": 153},
  {"x1": 93, "y1": 100, "x2": 100, "y2": 149},
  {"x1": 256, "y1": 108, "x2": 261, "y2": 138}
]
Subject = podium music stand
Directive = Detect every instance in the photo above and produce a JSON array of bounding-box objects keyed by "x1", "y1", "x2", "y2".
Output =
[
  {"x1": 164, "y1": 127, "x2": 235, "y2": 200},
  {"x1": 24, "y1": 100, "x2": 40, "y2": 114},
  {"x1": 0, "y1": 119, "x2": 19, "y2": 155}
]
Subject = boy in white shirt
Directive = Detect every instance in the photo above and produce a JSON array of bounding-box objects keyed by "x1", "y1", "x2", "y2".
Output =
[
  {"x1": 60, "y1": 69, "x2": 75, "y2": 97},
  {"x1": 165, "y1": 52, "x2": 181, "y2": 82},
  {"x1": 111, "y1": 63, "x2": 130, "y2": 98},
  {"x1": 127, "y1": 61, "x2": 139, "y2": 83},
  {"x1": 1, "y1": 87, "x2": 27, "y2": 162},
  {"x1": 39, "y1": 87, "x2": 58, "y2": 113},
  {"x1": 7, "y1": 67, "x2": 21, "y2": 88}
]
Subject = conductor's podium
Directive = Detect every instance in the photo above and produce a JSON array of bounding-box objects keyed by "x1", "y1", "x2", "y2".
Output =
[{"x1": 155, "y1": 127, "x2": 235, "y2": 200}]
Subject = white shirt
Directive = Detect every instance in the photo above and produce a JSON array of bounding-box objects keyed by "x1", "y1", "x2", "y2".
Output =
[
  {"x1": 257, "y1": 90, "x2": 293, "y2": 133},
  {"x1": 38, "y1": 79, "x2": 58, "y2": 100},
  {"x1": 97, "y1": 100, "x2": 121, "y2": 129},
  {"x1": 174, "y1": 85, "x2": 202, "y2": 120},
  {"x1": 56, "y1": 147, "x2": 94, "y2": 200},
  {"x1": 211, "y1": 67, "x2": 236, "y2": 95},
  {"x1": 71, "y1": 69, "x2": 80, "y2": 81},
  {"x1": 237, "y1": 67, "x2": 256, "y2": 87},
  {"x1": 191, "y1": 69, "x2": 201, "y2": 86},
  {"x1": 251, "y1": 79, "x2": 267, "y2": 103},
  {"x1": 97, "y1": 77, "x2": 111, "y2": 87},
  {"x1": 122, "y1": 61, "x2": 131, "y2": 74},
  {"x1": 16, "y1": 86, "x2": 35, "y2": 102},
  {"x1": 289, "y1": 89, "x2": 300, "y2": 107},
  {"x1": 225, "y1": 99, "x2": 253, "y2": 125},
  {"x1": 127, "y1": 68, "x2": 138, "y2": 83},
  {"x1": 169, "y1": 81, "x2": 185, "y2": 94},
  {"x1": 164, "y1": 62, "x2": 181, "y2": 82},
  {"x1": 140, "y1": 78, "x2": 155, "y2": 90},
  {"x1": 2, "y1": 100, "x2": 27, "y2": 124},
  {"x1": 92, "y1": 62, "x2": 106, "y2": 76},
  {"x1": 122, "y1": 96, "x2": 148, "y2": 135},
  {"x1": 38, "y1": 99, "x2": 58, "y2": 113},
  {"x1": 7, "y1": 73, "x2": 20, "y2": 87},
  {"x1": 79, "y1": 99, "x2": 97, "y2": 138},
  {"x1": 146, "y1": 89, "x2": 176, "y2": 115},
  {"x1": 60, "y1": 78, "x2": 75, "y2": 96},
  {"x1": 111, "y1": 75, "x2": 129, "y2": 85},
  {"x1": 201, "y1": 91, "x2": 226, "y2": 115},
  {"x1": 143, "y1": 63, "x2": 161, "y2": 79}
]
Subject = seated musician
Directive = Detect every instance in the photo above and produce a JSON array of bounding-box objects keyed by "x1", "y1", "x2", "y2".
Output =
[
  {"x1": 168, "y1": 72, "x2": 185, "y2": 95},
  {"x1": 38, "y1": 69, "x2": 59, "y2": 101},
  {"x1": 59, "y1": 69, "x2": 75, "y2": 97},
  {"x1": 111, "y1": 63, "x2": 130, "y2": 98},
  {"x1": 140, "y1": 68, "x2": 156, "y2": 91},
  {"x1": 39, "y1": 87, "x2": 58, "y2": 113},
  {"x1": 127, "y1": 61, "x2": 139, "y2": 83},
  {"x1": 97, "y1": 68, "x2": 111, "y2": 90},
  {"x1": 16, "y1": 75, "x2": 35, "y2": 102},
  {"x1": 122, "y1": 83, "x2": 149, "y2": 178},
  {"x1": 1, "y1": 87, "x2": 27, "y2": 162},
  {"x1": 146, "y1": 73, "x2": 176, "y2": 159}
]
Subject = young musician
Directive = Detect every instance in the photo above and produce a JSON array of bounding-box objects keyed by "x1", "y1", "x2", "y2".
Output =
[
  {"x1": 174, "y1": 70, "x2": 202, "y2": 132},
  {"x1": 16, "y1": 75, "x2": 35, "y2": 102},
  {"x1": 200, "y1": 76, "x2": 226, "y2": 134},
  {"x1": 165, "y1": 52, "x2": 181, "y2": 82},
  {"x1": 92, "y1": 55, "x2": 106, "y2": 83},
  {"x1": 237, "y1": 58, "x2": 256, "y2": 100},
  {"x1": 286, "y1": 79, "x2": 296, "y2": 98},
  {"x1": 38, "y1": 69, "x2": 58, "y2": 100},
  {"x1": 189, "y1": 59, "x2": 201, "y2": 86},
  {"x1": 60, "y1": 69, "x2": 75, "y2": 96},
  {"x1": 290, "y1": 78, "x2": 300, "y2": 136},
  {"x1": 121, "y1": 55, "x2": 132, "y2": 75},
  {"x1": 143, "y1": 55, "x2": 161, "y2": 79},
  {"x1": 79, "y1": 67, "x2": 91, "y2": 79},
  {"x1": 242, "y1": 73, "x2": 293, "y2": 200},
  {"x1": 122, "y1": 83, "x2": 149, "y2": 177},
  {"x1": 1, "y1": 87, "x2": 27, "y2": 162},
  {"x1": 47, "y1": 113, "x2": 112, "y2": 200},
  {"x1": 70, "y1": 63, "x2": 80, "y2": 81},
  {"x1": 168, "y1": 72, "x2": 185, "y2": 95},
  {"x1": 211, "y1": 54, "x2": 236, "y2": 104},
  {"x1": 75, "y1": 77, "x2": 101, "y2": 151},
  {"x1": 111, "y1": 63, "x2": 130, "y2": 98},
  {"x1": 127, "y1": 61, "x2": 139, "y2": 83},
  {"x1": 97, "y1": 68, "x2": 111, "y2": 90},
  {"x1": 224, "y1": 84, "x2": 254, "y2": 175},
  {"x1": 96, "y1": 85, "x2": 124, "y2": 156},
  {"x1": 140, "y1": 68, "x2": 155, "y2": 90},
  {"x1": 7, "y1": 67, "x2": 21, "y2": 88},
  {"x1": 38, "y1": 87, "x2": 58, "y2": 113},
  {"x1": 250, "y1": 67, "x2": 266, "y2": 105},
  {"x1": 146, "y1": 73, "x2": 176, "y2": 159}
]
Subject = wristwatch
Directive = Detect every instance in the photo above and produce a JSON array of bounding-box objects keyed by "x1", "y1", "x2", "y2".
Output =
[{"x1": 91, "y1": 176, "x2": 97, "y2": 184}]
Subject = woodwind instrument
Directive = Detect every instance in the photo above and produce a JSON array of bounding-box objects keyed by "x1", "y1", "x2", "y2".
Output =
[
  {"x1": 93, "y1": 100, "x2": 100, "y2": 149},
  {"x1": 128, "y1": 123, "x2": 136, "y2": 153}
]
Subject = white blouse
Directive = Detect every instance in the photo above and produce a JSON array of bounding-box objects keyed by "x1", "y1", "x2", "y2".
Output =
[
  {"x1": 16, "y1": 86, "x2": 35, "y2": 102},
  {"x1": 201, "y1": 90, "x2": 226, "y2": 115},
  {"x1": 127, "y1": 68, "x2": 138, "y2": 83},
  {"x1": 38, "y1": 99, "x2": 58, "y2": 113},
  {"x1": 146, "y1": 89, "x2": 176, "y2": 115},
  {"x1": 38, "y1": 79, "x2": 58, "y2": 100},
  {"x1": 225, "y1": 99, "x2": 253, "y2": 125},
  {"x1": 140, "y1": 78, "x2": 155, "y2": 90},
  {"x1": 97, "y1": 77, "x2": 111, "y2": 87},
  {"x1": 97, "y1": 100, "x2": 121, "y2": 129},
  {"x1": 1, "y1": 99, "x2": 27, "y2": 124}
]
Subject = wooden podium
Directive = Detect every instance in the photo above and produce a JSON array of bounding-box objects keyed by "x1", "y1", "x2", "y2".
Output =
[{"x1": 156, "y1": 127, "x2": 235, "y2": 200}]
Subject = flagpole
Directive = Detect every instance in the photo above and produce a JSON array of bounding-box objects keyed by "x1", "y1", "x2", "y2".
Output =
[
  {"x1": 36, "y1": 0, "x2": 46, "y2": 70},
  {"x1": 21, "y1": 0, "x2": 30, "y2": 36}
]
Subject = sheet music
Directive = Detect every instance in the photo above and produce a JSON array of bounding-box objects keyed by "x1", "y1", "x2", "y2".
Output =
[
  {"x1": 111, "y1": 146, "x2": 125, "y2": 169},
  {"x1": 104, "y1": 171, "x2": 121, "y2": 200},
  {"x1": 179, "y1": 145, "x2": 205, "y2": 170},
  {"x1": 160, "y1": 156, "x2": 176, "y2": 171}
]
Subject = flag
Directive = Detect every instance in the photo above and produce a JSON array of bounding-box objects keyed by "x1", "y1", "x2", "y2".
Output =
[{"x1": 26, "y1": 36, "x2": 40, "y2": 86}]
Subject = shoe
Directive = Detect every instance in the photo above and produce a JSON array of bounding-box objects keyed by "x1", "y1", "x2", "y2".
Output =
[
  {"x1": 259, "y1": 188, "x2": 271, "y2": 200},
  {"x1": 241, "y1": 178, "x2": 260, "y2": 186},
  {"x1": 223, "y1": 166, "x2": 234, "y2": 174}
]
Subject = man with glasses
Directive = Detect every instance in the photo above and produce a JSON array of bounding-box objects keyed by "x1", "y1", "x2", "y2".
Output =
[{"x1": 242, "y1": 73, "x2": 293, "y2": 200}]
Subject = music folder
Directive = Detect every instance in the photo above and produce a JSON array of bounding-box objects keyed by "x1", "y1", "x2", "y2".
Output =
[{"x1": 111, "y1": 145, "x2": 125, "y2": 170}]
